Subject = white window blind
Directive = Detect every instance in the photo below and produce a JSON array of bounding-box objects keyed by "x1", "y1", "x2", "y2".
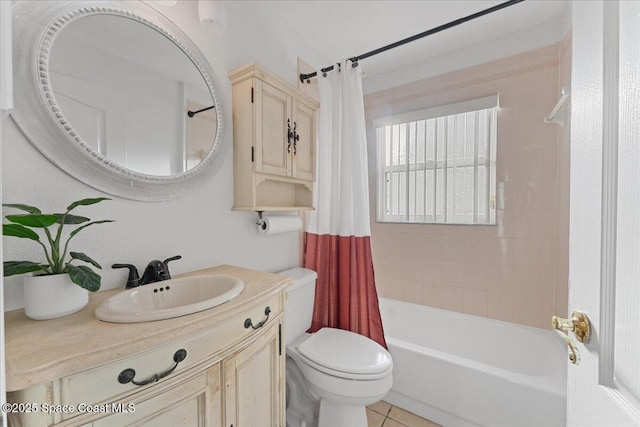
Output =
[{"x1": 375, "y1": 96, "x2": 498, "y2": 225}]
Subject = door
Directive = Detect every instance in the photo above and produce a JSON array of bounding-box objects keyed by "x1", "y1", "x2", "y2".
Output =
[
  {"x1": 255, "y1": 80, "x2": 290, "y2": 178},
  {"x1": 291, "y1": 98, "x2": 316, "y2": 181},
  {"x1": 50, "y1": 71, "x2": 127, "y2": 163},
  {"x1": 185, "y1": 99, "x2": 218, "y2": 172},
  {"x1": 224, "y1": 322, "x2": 283, "y2": 427},
  {"x1": 566, "y1": 1, "x2": 640, "y2": 425}
]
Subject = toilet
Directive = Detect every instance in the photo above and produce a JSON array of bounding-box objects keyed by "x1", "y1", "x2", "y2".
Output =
[{"x1": 280, "y1": 267, "x2": 393, "y2": 427}]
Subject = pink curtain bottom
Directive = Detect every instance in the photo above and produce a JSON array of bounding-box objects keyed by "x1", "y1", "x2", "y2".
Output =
[{"x1": 304, "y1": 232, "x2": 387, "y2": 349}]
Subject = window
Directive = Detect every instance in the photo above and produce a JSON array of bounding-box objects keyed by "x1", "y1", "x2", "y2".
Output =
[{"x1": 375, "y1": 95, "x2": 498, "y2": 225}]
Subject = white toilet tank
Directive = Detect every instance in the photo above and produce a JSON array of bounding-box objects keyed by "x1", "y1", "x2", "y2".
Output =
[{"x1": 278, "y1": 267, "x2": 318, "y2": 346}]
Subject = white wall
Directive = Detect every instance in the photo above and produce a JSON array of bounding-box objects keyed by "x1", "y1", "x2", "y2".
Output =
[
  {"x1": 0, "y1": 111, "x2": 6, "y2": 424},
  {"x1": 2, "y1": 0, "x2": 328, "y2": 310},
  {"x1": 363, "y1": 13, "x2": 572, "y2": 94},
  {"x1": 1, "y1": 0, "x2": 12, "y2": 420}
]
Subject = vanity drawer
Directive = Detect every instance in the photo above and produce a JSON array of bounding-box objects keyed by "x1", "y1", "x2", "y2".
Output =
[{"x1": 58, "y1": 295, "x2": 281, "y2": 420}]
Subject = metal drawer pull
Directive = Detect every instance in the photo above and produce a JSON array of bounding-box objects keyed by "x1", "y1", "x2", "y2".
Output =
[
  {"x1": 117, "y1": 349, "x2": 187, "y2": 386},
  {"x1": 244, "y1": 306, "x2": 271, "y2": 330},
  {"x1": 293, "y1": 121, "x2": 299, "y2": 154}
]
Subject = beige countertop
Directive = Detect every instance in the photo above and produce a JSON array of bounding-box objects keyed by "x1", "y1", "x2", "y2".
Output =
[{"x1": 4, "y1": 265, "x2": 291, "y2": 392}]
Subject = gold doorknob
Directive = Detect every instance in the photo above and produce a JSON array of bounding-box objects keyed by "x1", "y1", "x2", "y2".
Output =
[
  {"x1": 552, "y1": 311, "x2": 591, "y2": 343},
  {"x1": 551, "y1": 310, "x2": 591, "y2": 365}
]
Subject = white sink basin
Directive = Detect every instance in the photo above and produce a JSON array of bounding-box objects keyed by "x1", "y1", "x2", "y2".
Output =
[{"x1": 95, "y1": 275, "x2": 244, "y2": 323}]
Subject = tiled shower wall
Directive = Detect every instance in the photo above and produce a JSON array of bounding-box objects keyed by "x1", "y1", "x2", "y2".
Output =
[{"x1": 364, "y1": 36, "x2": 571, "y2": 330}]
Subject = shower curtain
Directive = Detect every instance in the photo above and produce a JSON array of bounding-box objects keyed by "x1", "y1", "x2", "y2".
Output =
[{"x1": 304, "y1": 60, "x2": 386, "y2": 348}]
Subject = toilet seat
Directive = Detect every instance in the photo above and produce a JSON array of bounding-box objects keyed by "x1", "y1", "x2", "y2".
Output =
[
  {"x1": 288, "y1": 335, "x2": 393, "y2": 404},
  {"x1": 297, "y1": 328, "x2": 393, "y2": 380}
]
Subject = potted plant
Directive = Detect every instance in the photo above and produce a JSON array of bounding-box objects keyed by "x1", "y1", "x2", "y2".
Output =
[{"x1": 3, "y1": 197, "x2": 113, "y2": 320}]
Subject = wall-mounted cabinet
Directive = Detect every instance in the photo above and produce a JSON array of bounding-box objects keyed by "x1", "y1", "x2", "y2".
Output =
[{"x1": 229, "y1": 63, "x2": 319, "y2": 211}]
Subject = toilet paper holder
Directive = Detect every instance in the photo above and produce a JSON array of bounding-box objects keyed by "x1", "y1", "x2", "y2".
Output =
[
  {"x1": 256, "y1": 211, "x2": 267, "y2": 230},
  {"x1": 255, "y1": 211, "x2": 303, "y2": 234}
]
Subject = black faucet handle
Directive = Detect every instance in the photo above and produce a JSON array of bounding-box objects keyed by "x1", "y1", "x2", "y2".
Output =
[
  {"x1": 112, "y1": 263, "x2": 141, "y2": 288},
  {"x1": 162, "y1": 255, "x2": 182, "y2": 280},
  {"x1": 163, "y1": 255, "x2": 182, "y2": 265}
]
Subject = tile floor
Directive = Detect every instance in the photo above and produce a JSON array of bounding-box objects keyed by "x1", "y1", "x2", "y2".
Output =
[{"x1": 366, "y1": 401, "x2": 441, "y2": 427}]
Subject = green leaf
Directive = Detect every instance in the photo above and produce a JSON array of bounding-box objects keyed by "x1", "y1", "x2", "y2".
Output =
[
  {"x1": 3, "y1": 261, "x2": 47, "y2": 276},
  {"x1": 69, "y1": 220, "x2": 115, "y2": 238},
  {"x1": 54, "y1": 214, "x2": 90, "y2": 225},
  {"x1": 3, "y1": 224, "x2": 40, "y2": 240},
  {"x1": 66, "y1": 264, "x2": 101, "y2": 292},
  {"x1": 2, "y1": 204, "x2": 42, "y2": 214},
  {"x1": 66, "y1": 198, "x2": 111, "y2": 212},
  {"x1": 5, "y1": 214, "x2": 58, "y2": 228},
  {"x1": 70, "y1": 252, "x2": 102, "y2": 269}
]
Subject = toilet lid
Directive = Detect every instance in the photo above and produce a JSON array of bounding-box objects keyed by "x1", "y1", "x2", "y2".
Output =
[{"x1": 298, "y1": 328, "x2": 392, "y2": 376}]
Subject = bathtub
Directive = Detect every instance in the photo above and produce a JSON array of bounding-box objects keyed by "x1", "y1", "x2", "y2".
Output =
[{"x1": 379, "y1": 297, "x2": 567, "y2": 427}]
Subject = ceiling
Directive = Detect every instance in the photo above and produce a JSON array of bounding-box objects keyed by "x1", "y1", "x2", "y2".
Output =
[{"x1": 267, "y1": 1, "x2": 568, "y2": 79}]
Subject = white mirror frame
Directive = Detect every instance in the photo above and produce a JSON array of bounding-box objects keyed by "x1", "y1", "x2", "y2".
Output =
[{"x1": 10, "y1": 0, "x2": 227, "y2": 201}]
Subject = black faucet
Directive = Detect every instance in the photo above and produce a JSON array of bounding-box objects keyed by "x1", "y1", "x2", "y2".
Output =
[{"x1": 112, "y1": 255, "x2": 182, "y2": 289}]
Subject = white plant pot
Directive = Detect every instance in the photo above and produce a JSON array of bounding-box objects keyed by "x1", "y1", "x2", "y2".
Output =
[{"x1": 23, "y1": 273, "x2": 89, "y2": 320}]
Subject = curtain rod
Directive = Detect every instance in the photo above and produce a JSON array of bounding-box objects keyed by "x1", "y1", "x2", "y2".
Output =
[
  {"x1": 187, "y1": 105, "x2": 215, "y2": 118},
  {"x1": 299, "y1": 0, "x2": 526, "y2": 83}
]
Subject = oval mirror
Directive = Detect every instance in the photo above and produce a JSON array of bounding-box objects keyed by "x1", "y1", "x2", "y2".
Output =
[{"x1": 11, "y1": 1, "x2": 227, "y2": 201}]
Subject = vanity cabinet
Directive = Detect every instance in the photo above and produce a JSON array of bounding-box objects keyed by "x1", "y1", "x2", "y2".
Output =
[
  {"x1": 5, "y1": 266, "x2": 289, "y2": 427},
  {"x1": 229, "y1": 63, "x2": 319, "y2": 211}
]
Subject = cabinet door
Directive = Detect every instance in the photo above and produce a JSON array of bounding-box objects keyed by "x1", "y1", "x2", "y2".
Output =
[
  {"x1": 224, "y1": 323, "x2": 283, "y2": 427},
  {"x1": 87, "y1": 364, "x2": 222, "y2": 427},
  {"x1": 255, "y1": 80, "x2": 290, "y2": 178},
  {"x1": 291, "y1": 98, "x2": 316, "y2": 181}
]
